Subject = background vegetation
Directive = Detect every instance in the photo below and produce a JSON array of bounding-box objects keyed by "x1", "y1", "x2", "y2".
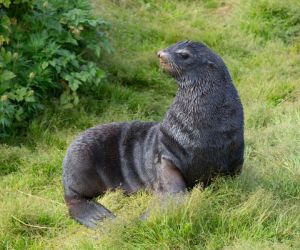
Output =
[
  {"x1": 0, "y1": 0, "x2": 110, "y2": 136},
  {"x1": 1, "y1": 0, "x2": 300, "y2": 249}
]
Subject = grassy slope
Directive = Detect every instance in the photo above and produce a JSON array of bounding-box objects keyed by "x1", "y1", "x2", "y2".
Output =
[{"x1": 1, "y1": 0, "x2": 300, "y2": 249}]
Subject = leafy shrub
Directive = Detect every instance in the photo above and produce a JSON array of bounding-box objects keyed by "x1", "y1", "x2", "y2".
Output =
[{"x1": 0, "y1": 0, "x2": 110, "y2": 137}]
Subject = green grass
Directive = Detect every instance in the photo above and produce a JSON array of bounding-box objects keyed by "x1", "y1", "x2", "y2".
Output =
[{"x1": 1, "y1": 0, "x2": 300, "y2": 249}]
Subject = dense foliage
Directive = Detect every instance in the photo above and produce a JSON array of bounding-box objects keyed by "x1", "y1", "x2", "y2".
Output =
[{"x1": 0, "y1": 0, "x2": 110, "y2": 136}]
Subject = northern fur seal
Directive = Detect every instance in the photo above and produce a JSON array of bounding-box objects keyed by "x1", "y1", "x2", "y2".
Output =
[{"x1": 62, "y1": 41, "x2": 244, "y2": 228}]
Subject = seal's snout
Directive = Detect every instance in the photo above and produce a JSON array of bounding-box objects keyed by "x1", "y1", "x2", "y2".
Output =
[
  {"x1": 157, "y1": 50, "x2": 163, "y2": 58},
  {"x1": 157, "y1": 50, "x2": 170, "y2": 67},
  {"x1": 157, "y1": 50, "x2": 168, "y2": 61},
  {"x1": 157, "y1": 50, "x2": 173, "y2": 73}
]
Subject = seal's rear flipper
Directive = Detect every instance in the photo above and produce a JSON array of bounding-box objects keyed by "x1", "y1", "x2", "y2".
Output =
[{"x1": 66, "y1": 198, "x2": 115, "y2": 228}]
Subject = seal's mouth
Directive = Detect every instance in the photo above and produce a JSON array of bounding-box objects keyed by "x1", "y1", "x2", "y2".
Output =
[{"x1": 159, "y1": 59, "x2": 172, "y2": 72}]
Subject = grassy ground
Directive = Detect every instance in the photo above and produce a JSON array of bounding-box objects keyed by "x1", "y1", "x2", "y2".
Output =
[{"x1": 1, "y1": 0, "x2": 300, "y2": 249}]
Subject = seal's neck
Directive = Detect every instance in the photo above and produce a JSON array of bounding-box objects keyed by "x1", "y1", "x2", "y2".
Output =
[
  {"x1": 161, "y1": 72, "x2": 228, "y2": 145},
  {"x1": 170, "y1": 71, "x2": 227, "y2": 117}
]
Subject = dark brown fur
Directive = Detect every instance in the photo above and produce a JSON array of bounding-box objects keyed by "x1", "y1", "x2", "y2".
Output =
[{"x1": 62, "y1": 41, "x2": 244, "y2": 228}]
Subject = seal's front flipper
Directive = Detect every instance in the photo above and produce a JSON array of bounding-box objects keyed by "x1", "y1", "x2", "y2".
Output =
[
  {"x1": 159, "y1": 158, "x2": 187, "y2": 194},
  {"x1": 66, "y1": 198, "x2": 115, "y2": 228},
  {"x1": 141, "y1": 158, "x2": 187, "y2": 220}
]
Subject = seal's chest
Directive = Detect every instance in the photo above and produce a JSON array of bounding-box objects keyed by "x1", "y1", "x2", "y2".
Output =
[{"x1": 184, "y1": 148, "x2": 227, "y2": 184}]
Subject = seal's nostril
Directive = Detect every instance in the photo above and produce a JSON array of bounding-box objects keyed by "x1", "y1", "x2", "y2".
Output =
[{"x1": 157, "y1": 50, "x2": 168, "y2": 60}]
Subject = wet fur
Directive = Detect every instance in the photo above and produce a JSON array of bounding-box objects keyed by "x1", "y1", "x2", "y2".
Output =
[{"x1": 62, "y1": 41, "x2": 244, "y2": 228}]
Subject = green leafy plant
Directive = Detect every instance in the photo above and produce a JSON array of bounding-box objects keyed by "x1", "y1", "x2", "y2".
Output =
[{"x1": 0, "y1": 0, "x2": 110, "y2": 136}]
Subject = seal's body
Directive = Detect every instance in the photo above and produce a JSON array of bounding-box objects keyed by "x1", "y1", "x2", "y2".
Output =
[{"x1": 63, "y1": 41, "x2": 244, "y2": 228}]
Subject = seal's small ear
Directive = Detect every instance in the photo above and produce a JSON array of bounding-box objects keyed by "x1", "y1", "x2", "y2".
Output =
[
  {"x1": 200, "y1": 58, "x2": 216, "y2": 68},
  {"x1": 207, "y1": 60, "x2": 216, "y2": 68}
]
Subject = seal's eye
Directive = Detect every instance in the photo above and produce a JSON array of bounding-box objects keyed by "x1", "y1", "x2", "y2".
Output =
[{"x1": 178, "y1": 52, "x2": 190, "y2": 59}]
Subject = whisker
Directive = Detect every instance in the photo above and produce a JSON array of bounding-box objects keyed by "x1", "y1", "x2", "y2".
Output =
[{"x1": 168, "y1": 58, "x2": 182, "y2": 78}]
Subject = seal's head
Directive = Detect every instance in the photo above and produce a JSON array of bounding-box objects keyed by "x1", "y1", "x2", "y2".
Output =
[{"x1": 157, "y1": 41, "x2": 226, "y2": 87}]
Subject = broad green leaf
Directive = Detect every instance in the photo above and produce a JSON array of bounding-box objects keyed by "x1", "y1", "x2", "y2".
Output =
[
  {"x1": 41, "y1": 62, "x2": 49, "y2": 70},
  {"x1": 69, "y1": 79, "x2": 80, "y2": 91},
  {"x1": 0, "y1": 70, "x2": 16, "y2": 82}
]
